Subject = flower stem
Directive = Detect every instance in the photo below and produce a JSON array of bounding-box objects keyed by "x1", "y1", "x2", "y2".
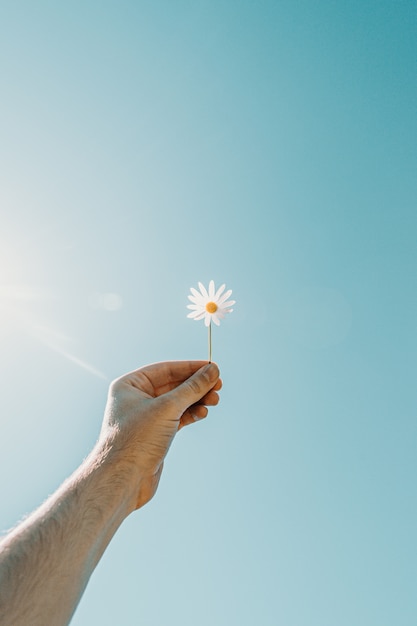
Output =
[{"x1": 208, "y1": 321, "x2": 212, "y2": 363}]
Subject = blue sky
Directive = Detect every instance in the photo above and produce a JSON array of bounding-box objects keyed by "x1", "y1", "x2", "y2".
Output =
[{"x1": 0, "y1": 1, "x2": 416, "y2": 624}]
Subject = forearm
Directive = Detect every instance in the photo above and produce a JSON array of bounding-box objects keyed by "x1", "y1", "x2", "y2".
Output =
[
  {"x1": 0, "y1": 440, "x2": 137, "y2": 626},
  {"x1": 0, "y1": 361, "x2": 220, "y2": 625}
]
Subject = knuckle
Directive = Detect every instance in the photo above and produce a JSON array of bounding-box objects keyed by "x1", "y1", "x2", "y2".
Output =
[{"x1": 187, "y1": 378, "x2": 202, "y2": 395}]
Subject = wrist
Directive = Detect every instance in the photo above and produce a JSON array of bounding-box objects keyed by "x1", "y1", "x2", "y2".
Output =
[{"x1": 91, "y1": 429, "x2": 155, "y2": 514}]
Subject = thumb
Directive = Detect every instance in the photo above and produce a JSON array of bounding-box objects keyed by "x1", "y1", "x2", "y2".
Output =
[{"x1": 169, "y1": 363, "x2": 220, "y2": 411}]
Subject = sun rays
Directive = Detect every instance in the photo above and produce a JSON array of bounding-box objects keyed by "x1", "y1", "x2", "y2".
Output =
[{"x1": 0, "y1": 280, "x2": 107, "y2": 380}]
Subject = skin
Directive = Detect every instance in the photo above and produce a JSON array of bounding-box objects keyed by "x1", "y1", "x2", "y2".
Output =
[{"x1": 0, "y1": 360, "x2": 221, "y2": 626}]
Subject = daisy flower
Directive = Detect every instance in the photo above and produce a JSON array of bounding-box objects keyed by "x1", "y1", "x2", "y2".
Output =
[{"x1": 187, "y1": 280, "x2": 235, "y2": 361}]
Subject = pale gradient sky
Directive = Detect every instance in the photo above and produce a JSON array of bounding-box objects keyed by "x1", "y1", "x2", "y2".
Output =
[{"x1": 1, "y1": 1, "x2": 416, "y2": 625}]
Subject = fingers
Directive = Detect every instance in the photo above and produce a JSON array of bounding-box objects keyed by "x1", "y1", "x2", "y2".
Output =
[
  {"x1": 125, "y1": 361, "x2": 218, "y2": 398},
  {"x1": 199, "y1": 387, "x2": 221, "y2": 406},
  {"x1": 178, "y1": 380, "x2": 222, "y2": 430},
  {"x1": 168, "y1": 362, "x2": 220, "y2": 410},
  {"x1": 178, "y1": 405, "x2": 206, "y2": 430},
  {"x1": 132, "y1": 361, "x2": 210, "y2": 396},
  {"x1": 116, "y1": 361, "x2": 222, "y2": 425},
  {"x1": 211, "y1": 378, "x2": 223, "y2": 392}
]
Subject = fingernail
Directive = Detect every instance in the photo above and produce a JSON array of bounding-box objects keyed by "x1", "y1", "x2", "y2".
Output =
[{"x1": 203, "y1": 362, "x2": 219, "y2": 381}]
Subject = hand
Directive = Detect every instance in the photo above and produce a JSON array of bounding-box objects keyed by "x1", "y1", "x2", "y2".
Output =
[{"x1": 100, "y1": 361, "x2": 221, "y2": 509}]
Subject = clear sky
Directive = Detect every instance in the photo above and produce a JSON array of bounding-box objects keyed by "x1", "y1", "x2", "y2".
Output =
[{"x1": 0, "y1": 1, "x2": 416, "y2": 624}]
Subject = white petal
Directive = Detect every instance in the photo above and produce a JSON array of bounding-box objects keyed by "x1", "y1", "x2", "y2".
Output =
[
  {"x1": 187, "y1": 311, "x2": 200, "y2": 318},
  {"x1": 204, "y1": 313, "x2": 211, "y2": 326},
  {"x1": 208, "y1": 280, "x2": 215, "y2": 298},
  {"x1": 198, "y1": 282, "x2": 209, "y2": 299},
  {"x1": 218, "y1": 289, "x2": 232, "y2": 305},
  {"x1": 189, "y1": 292, "x2": 205, "y2": 304},
  {"x1": 214, "y1": 283, "x2": 226, "y2": 300},
  {"x1": 194, "y1": 311, "x2": 206, "y2": 320},
  {"x1": 190, "y1": 287, "x2": 201, "y2": 298},
  {"x1": 220, "y1": 299, "x2": 235, "y2": 309},
  {"x1": 212, "y1": 314, "x2": 221, "y2": 326},
  {"x1": 187, "y1": 304, "x2": 201, "y2": 310}
]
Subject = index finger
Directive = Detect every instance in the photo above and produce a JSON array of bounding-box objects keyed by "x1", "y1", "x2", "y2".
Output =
[{"x1": 127, "y1": 360, "x2": 219, "y2": 396}]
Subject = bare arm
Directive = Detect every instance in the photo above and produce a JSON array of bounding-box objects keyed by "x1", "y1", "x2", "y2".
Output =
[{"x1": 0, "y1": 361, "x2": 221, "y2": 626}]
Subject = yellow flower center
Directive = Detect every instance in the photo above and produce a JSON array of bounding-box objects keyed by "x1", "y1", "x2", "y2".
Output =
[{"x1": 205, "y1": 301, "x2": 218, "y2": 314}]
